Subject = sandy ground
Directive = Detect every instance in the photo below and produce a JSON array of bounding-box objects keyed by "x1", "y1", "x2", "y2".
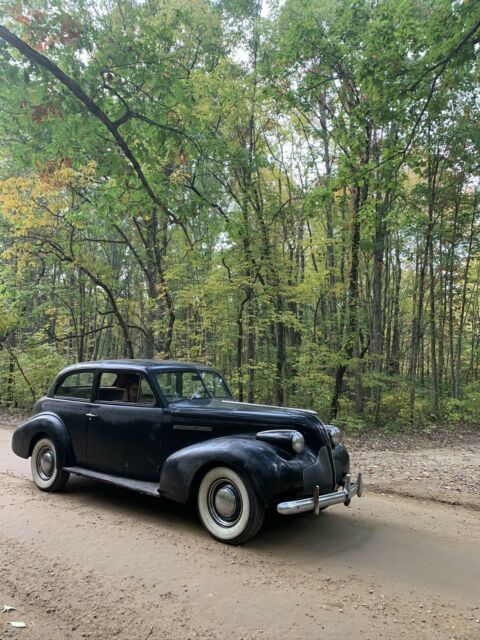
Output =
[
  {"x1": 1, "y1": 419, "x2": 479, "y2": 640},
  {"x1": 346, "y1": 427, "x2": 480, "y2": 510}
]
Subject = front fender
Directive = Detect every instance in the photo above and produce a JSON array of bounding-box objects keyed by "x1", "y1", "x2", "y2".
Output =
[
  {"x1": 332, "y1": 443, "x2": 350, "y2": 484},
  {"x1": 159, "y1": 436, "x2": 306, "y2": 505},
  {"x1": 11, "y1": 412, "x2": 73, "y2": 468}
]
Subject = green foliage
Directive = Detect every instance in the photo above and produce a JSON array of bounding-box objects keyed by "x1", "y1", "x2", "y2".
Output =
[
  {"x1": 0, "y1": 345, "x2": 66, "y2": 408},
  {"x1": 0, "y1": 0, "x2": 478, "y2": 431},
  {"x1": 444, "y1": 386, "x2": 480, "y2": 425}
]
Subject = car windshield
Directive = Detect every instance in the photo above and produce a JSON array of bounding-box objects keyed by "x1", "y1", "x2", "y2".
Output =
[{"x1": 155, "y1": 369, "x2": 231, "y2": 402}]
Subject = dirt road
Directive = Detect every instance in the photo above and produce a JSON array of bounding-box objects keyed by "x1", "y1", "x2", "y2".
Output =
[{"x1": 1, "y1": 423, "x2": 479, "y2": 640}]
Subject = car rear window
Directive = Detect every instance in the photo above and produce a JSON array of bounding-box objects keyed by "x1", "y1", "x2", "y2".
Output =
[{"x1": 54, "y1": 371, "x2": 94, "y2": 401}]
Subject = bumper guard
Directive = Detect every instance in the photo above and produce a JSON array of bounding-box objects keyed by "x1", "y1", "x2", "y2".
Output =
[{"x1": 277, "y1": 472, "x2": 363, "y2": 515}]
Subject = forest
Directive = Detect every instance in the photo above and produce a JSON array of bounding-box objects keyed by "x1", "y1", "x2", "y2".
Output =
[{"x1": 0, "y1": 0, "x2": 479, "y2": 430}]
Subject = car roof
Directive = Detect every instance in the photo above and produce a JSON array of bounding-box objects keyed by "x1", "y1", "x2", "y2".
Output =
[{"x1": 60, "y1": 359, "x2": 220, "y2": 374}]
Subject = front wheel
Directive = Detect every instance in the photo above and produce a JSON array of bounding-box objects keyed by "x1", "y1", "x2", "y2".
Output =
[
  {"x1": 31, "y1": 437, "x2": 70, "y2": 492},
  {"x1": 197, "y1": 467, "x2": 265, "y2": 545}
]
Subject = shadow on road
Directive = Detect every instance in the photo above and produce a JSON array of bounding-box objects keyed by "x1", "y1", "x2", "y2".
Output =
[
  {"x1": 12, "y1": 473, "x2": 480, "y2": 605},
  {"x1": 60, "y1": 474, "x2": 371, "y2": 557}
]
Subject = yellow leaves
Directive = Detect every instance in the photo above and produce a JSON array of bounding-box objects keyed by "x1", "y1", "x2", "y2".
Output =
[
  {"x1": 2, "y1": 247, "x2": 15, "y2": 260},
  {"x1": 0, "y1": 162, "x2": 101, "y2": 279},
  {"x1": 46, "y1": 313, "x2": 70, "y2": 340},
  {"x1": 83, "y1": 160, "x2": 98, "y2": 182},
  {"x1": 0, "y1": 305, "x2": 17, "y2": 336},
  {"x1": 169, "y1": 168, "x2": 190, "y2": 184},
  {"x1": 0, "y1": 162, "x2": 97, "y2": 236},
  {"x1": 36, "y1": 159, "x2": 97, "y2": 189},
  {"x1": 403, "y1": 165, "x2": 422, "y2": 189},
  {"x1": 0, "y1": 176, "x2": 56, "y2": 234}
]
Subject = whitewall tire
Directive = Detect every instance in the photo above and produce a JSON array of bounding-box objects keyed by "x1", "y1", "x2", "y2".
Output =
[
  {"x1": 197, "y1": 466, "x2": 264, "y2": 545},
  {"x1": 31, "y1": 437, "x2": 70, "y2": 492}
]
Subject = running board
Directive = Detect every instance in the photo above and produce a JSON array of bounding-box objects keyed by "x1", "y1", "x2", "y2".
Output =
[{"x1": 63, "y1": 466, "x2": 161, "y2": 497}]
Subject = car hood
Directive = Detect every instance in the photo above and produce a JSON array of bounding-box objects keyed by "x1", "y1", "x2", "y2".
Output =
[{"x1": 168, "y1": 398, "x2": 327, "y2": 447}]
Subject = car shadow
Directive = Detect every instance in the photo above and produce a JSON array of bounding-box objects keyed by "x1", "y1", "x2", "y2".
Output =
[
  {"x1": 63, "y1": 474, "x2": 197, "y2": 522},
  {"x1": 254, "y1": 507, "x2": 372, "y2": 557},
  {"x1": 51, "y1": 477, "x2": 480, "y2": 603},
  {"x1": 61, "y1": 475, "x2": 371, "y2": 558}
]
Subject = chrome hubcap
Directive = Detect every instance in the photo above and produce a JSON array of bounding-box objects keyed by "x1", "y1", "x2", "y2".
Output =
[
  {"x1": 37, "y1": 447, "x2": 54, "y2": 480},
  {"x1": 214, "y1": 486, "x2": 237, "y2": 518},
  {"x1": 208, "y1": 480, "x2": 242, "y2": 527}
]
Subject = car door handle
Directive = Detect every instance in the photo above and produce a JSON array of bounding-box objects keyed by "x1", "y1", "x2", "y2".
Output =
[{"x1": 86, "y1": 413, "x2": 98, "y2": 419}]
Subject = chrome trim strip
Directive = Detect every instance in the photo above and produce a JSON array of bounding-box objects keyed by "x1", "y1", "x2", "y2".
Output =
[
  {"x1": 313, "y1": 485, "x2": 320, "y2": 516},
  {"x1": 172, "y1": 424, "x2": 212, "y2": 432},
  {"x1": 220, "y1": 400, "x2": 317, "y2": 415},
  {"x1": 277, "y1": 473, "x2": 363, "y2": 515}
]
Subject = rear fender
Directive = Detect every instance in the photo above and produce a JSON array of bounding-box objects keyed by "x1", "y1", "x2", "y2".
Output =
[
  {"x1": 159, "y1": 436, "x2": 304, "y2": 505},
  {"x1": 11, "y1": 412, "x2": 73, "y2": 468}
]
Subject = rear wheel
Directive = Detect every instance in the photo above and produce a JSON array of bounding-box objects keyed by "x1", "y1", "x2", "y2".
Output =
[
  {"x1": 31, "y1": 437, "x2": 70, "y2": 492},
  {"x1": 197, "y1": 467, "x2": 264, "y2": 545}
]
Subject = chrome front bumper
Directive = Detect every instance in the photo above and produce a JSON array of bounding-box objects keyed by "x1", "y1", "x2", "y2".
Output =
[{"x1": 277, "y1": 472, "x2": 363, "y2": 515}]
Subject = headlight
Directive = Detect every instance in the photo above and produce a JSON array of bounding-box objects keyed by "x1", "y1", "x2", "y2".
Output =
[
  {"x1": 326, "y1": 425, "x2": 342, "y2": 447},
  {"x1": 291, "y1": 431, "x2": 305, "y2": 453},
  {"x1": 256, "y1": 429, "x2": 305, "y2": 454}
]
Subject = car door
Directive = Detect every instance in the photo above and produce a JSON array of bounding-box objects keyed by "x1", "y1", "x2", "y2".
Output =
[
  {"x1": 86, "y1": 371, "x2": 164, "y2": 480},
  {"x1": 42, "y1": 369, "x2": 96, "y2": 466}
]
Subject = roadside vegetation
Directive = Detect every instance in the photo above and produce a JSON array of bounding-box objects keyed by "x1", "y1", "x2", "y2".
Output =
[{"x1": 0, "y1": 0, "x2": 479, "y2": 431}]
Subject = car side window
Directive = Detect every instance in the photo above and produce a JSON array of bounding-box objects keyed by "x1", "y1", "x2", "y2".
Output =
[
  {"x1": 55, "y1": 371, "x2": 94, "y2": 401},
  {"x1": 156, "y1": 371, "x2": 177, "y2": 400},
  {"x1": 96, "y1": 372, "x2": 155, "y2": 406},
  {"x1": 137, "y1": 378, "x2": 155, "y2": 404}
]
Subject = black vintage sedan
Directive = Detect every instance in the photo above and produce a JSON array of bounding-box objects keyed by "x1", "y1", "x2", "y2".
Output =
[{"x1": 11, "y1": 360, "x2": 362, "y2": 544}]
